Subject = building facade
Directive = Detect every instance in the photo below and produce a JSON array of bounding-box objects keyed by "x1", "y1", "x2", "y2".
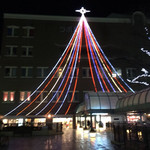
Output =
[{"x1": 0, "y1": 12, "x2": 150, "y2": 128}]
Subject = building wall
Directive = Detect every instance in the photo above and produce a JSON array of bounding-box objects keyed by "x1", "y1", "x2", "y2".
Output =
[{"x1": 0, "y1": 12, "x2": 150, "y2": 116}]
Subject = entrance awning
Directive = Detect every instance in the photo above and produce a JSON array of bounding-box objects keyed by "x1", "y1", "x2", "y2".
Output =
[
  {"x1": 116, "y1": 87, "x2": 150, "y2": 112},
  {"x1": 76, "y1": 91, "x2": 128, "y2": 114}
]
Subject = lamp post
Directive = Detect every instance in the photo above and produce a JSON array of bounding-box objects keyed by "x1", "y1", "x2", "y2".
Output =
[
  {"x1": 46, "y1": 114, "x2": 53, "y2": 130},
  {"x1": 90, "y1": 113, "x2": 96, "y2": 132}
]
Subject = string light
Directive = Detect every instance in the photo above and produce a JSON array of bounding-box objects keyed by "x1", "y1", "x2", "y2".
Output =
[
  {"x1": 39, "y1": 28, "x2": 82, "y2": 115},
  {"x1": 144, "y1": 26, "x2": 150, "y2": 40},
  {"x1": 85, "y1": 19, "x2": 134, "y2": 93},
  {"x1": 85, "y1": 26, "x2": 105, "y2": 92},
  {"x1": 26, "y1": 35, "x2": 79, "y2": 116},
  {"x1": 127, "y1": 68, "x2": 150, "y2": 86},
  {"x1": 4, "y1": 7, "x2": 135, "y2": 117},
  {"x1": 84, "y1": 19, "x2": 123, "y2": 92},
  {"x1": 65, "y1": 25, "x2": 83, "y2": 115},
  {"x1": 141, "y1": 48, "x2": 150, "y2": 56},
  {"x1": 4, "y1": 16, "x2": 83, "y2": 117},
  {"x1": 17, "y1": 25, "x2": 81, "y2": 116},
  {"x1": 54, "y1": 27, "x2": 82, "y2": 115},
  {"x1": 84, "y1": 27, "x2": 98, "y2": 92},
  {"x1": 88, "y1": 31, "x2": 116, "y2": 92},
  {"x1": 129, "y1": 25, "x2": 150, "y2": 86},
  {"x1": 31, "y1": 26, "x2": 82, "y2": 116},
  {"x1": 47, "y1": 30, "x2": 81, "y2": 115}
]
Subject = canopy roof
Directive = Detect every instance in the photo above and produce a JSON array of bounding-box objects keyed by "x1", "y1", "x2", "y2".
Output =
[
  {"x1": 116, "y1": 88, "x2": 150, "y2": 112},
  {"x1": 76, "y1": 91, "x2": 128, "y2": 114}
]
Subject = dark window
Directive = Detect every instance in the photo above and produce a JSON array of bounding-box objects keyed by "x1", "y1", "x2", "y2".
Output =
[{"x1": 5, "y1": 67, "x2": 17, "y2": 77}]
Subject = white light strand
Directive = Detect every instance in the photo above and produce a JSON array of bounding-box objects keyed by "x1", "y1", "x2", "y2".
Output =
[
  {"x1": 144, "y1": 26, "x2": 150, "y2": 40},
  {"x1": 83, "y1": 16, "x2": 134, "y2": 93},
  {"x1": 4, "y1": 17, "x2": 82, "y2": 117},
  {"x1": 141, "y1": 48, "x2": 150, "y2": 56},
  {"x1": 27, "y1": 26, "x2": 81, "y2": 116},
  {"x1": 127, "y1": 68, "x2": 150, "y2": 86},
  {"x1": 129, "y1": 26, "x2": 150, "y2": 86},
  {"x1": 54, "y1": 26, "x2": 82, "y2": 115}
]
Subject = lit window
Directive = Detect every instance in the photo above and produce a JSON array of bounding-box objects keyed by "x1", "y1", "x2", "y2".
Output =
[
  {"x1": 5, "y1": 45, "x2": 18, "y2": 56},
  {"x1": 20, "y1": 92, "x2": 25, "y2": 101},
  {"x1": 3, "y1": 92, "x2": 8, "y2": 101},
  {"x1": 21, "y1": 67, "x2": 33, "y2": 78},
  {"x1": 57, "y1": 68, "x2": 63, "y2": 77},
  {"x1": 3, "y1": 91, "x2": 15, "y2": 102},
  {"x1": 37, "y1": 67, "x2": 49, "y2": 78},
  {"x1": 7, "y1": 26, "x2": 19, "y2": 37},
  {"x1": 4, "y1": 67, "x2": 17, "y2": 77},
  {"x1": 10, "y1": 92, "x2": 15, "y2": 101},
  {"x1": 20, "y1": 91, "x2": 31, "y2": 101},
  {"x1": 21, "y1": 46, "x2": 33, "y2": 57},
  {"x1": 22, "y1": 26, "x2": 35, "y2": 38},
  {"x1": 112, "y1": 68, "x2": 122, "y2": 78}
]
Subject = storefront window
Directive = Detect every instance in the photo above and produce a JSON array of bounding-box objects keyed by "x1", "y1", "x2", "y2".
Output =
[{"x1": 127, "y1": 113, "x2": 141, "y2": 123}]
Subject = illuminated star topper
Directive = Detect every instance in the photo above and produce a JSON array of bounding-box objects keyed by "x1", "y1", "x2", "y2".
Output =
[{"x1": 75, "y1": 7, "x2": 90, "y2": 15}]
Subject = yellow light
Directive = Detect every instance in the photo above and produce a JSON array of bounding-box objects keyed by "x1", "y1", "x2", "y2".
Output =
[
  {"x1": 90, "y1": 132, "x2": 96, "y2": 138},
  {"x1": 47, "y1": 114, "x2": 52, "y2": 119},
  {"x1": 3, "y1": 119, "x2": 8, "y2": 124},
  {"x1": 138, "y1": 131, "x2": 142, "y2": 136},
  {"x1": 83, "y1": 129, "x2": 89, "y2": 134},
  {"x1": 58, "y1": 68, "x2": 63, "y2": 77},
  {"x1": 126, "y1": 129, "x2": 131, "y2": 134},
  {"x1": 78, "y1": 127, "x2": 83, "y2": 132}
]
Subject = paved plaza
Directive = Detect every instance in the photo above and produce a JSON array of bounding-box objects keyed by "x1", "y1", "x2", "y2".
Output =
[{"x1": 1, "y1": 128, "x2": 119, "y2": 150}]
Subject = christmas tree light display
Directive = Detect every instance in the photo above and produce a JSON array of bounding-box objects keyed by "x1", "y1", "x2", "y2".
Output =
[{"x1": 4, "y1": 7, "x2": 134, "y2": 117}]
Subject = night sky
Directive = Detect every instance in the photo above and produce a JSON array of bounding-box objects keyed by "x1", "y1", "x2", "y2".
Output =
[{"x1": 0, "y1": 0, "x2": 150, "y2": 17}]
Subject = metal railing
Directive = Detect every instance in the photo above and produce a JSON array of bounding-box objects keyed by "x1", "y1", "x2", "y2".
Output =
[{"x1": 112, "y1": 123, "x2": 150, "y2": 149}]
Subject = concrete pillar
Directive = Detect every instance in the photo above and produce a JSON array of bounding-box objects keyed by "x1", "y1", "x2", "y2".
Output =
[
  {"x1": 139, "y1": 113, "x2": 143, "y2": 122},
  {"x1": 94, "y1": 115, "x2": 96, "y2": 128},
  {"x1": 84, "y1": 115, "x2": 87, "y2": 129},
  {"x1": 72, "y1": 114, "x2": 76, "y2": 129},
  {"x1": 46, "y1": 115, "x2": 53, "y2": 130},
  {"x1": 90, "y1": 113, "x2": 95, "y2": 132},
  {"x1": 31, "y1": 118, "x2": 34, "y2": 127},
  {"x1": 80, "y1": 116, "x2": 82, "y2": 128},
  {"x1": 22, "y1": 117, "x2": 26, "y2": 126}
]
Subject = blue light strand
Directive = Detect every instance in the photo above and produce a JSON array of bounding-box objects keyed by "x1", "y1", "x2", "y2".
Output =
[
  {"x1": 54, "y1": 26, "x2": 82, "y2": 115},
  {"x1": 4, "y1": 17, "x2": 83, "y2": 117},
  {"x1": 35, "y1": 27, "x2": 81, "y2": 116},
  {"x1": 32, "y1": 37, "x2": 78, "y2": 115},
  {"x1": 85, "y1": 19, "x2": 135, "y2": 93},
  {"x1": 85, "y1": 27, "x2": 105, "y2": 92},
  {"x1": 86, "y1": 26, "x2": 116, "y2": 92}
]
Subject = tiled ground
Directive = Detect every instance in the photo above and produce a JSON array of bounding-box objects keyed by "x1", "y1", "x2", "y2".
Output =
[{"x1": 1, "y1": 128, "x2": 119, "y2": 150}]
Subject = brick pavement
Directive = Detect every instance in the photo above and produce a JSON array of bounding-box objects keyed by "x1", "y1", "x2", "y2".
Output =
[{"x1": 1, "y1": 128, "x2": 119, "y2": 150}]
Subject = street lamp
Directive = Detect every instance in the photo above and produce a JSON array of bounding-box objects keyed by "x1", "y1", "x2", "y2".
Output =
[
  {"x1": 46, "y1": 114, "x2": 53, "y2": 130},
  {"x1": 47, "y1": 114, "x2": 52, "y2": 119}
]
